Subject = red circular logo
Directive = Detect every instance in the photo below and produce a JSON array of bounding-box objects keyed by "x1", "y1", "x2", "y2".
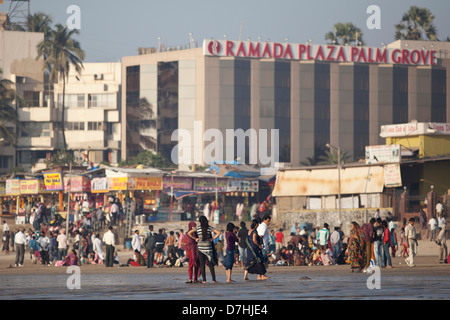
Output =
[{"x1": 208, "y1": 40, "x2": 221, "y2": 55}]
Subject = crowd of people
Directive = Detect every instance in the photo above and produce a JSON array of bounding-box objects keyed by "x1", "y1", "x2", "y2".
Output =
[{"x1": 1, "y1": 198, "x2": 448, "y2": 282}]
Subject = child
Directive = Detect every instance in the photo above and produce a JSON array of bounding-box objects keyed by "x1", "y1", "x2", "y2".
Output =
[{"x1": 390, "y1": 228, "x2": 398, "y2": 257}]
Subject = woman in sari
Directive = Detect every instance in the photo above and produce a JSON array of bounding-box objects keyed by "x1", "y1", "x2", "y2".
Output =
[
  {"x1": 347, "y1": 221, "x2": 366, "y2": 272},
  {"x1": 184, "y1": 221, "x2": 201, "y2": 283},
  {"x1": 244, "y1": 219, "x2": 270, "y2": 281}
]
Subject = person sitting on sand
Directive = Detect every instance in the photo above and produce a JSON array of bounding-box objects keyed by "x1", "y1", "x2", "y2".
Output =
[{"x1": 127, "y1": 249, "x2": 146, "y2": 267}]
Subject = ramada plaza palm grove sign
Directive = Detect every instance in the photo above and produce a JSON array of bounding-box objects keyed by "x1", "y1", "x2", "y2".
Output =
[{"x1": 203, "y1": 39, "x2": 438, "y2": 66}]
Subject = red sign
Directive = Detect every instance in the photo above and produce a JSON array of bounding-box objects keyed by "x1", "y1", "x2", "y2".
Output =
[{"x1": 203, "y1": 40, "x2": 438, "y2": 66}]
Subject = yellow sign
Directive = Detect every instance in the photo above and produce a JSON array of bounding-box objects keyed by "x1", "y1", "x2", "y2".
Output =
[
  {"x1": 129, "y1": 177, "x2": 163, "y2": 191},
  {"x1": 43, "y1": 172, "x2": 64, "y2": 191},
  {"x1": 20, "y1": 180, "x2": 48, "y2": 195},
  {"x1": 108, "y1": 177, "x2": 128, "y2": 190}
]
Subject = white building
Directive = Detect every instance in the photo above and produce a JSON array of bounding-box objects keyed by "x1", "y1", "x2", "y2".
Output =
[
  {"x1": 52, "y1": 62, "x2": 122, "y2": 166},
  {"x1": 0, "y1": 21, "x2": 45, "y2": 174}
]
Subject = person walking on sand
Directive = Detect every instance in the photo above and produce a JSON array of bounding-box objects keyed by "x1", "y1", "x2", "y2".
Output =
[
  {"x1": 346, "y1": 222, "x2": 366, "y2": 273},
  {"x1": 14, "y1": 227, "x2": 27, "y2": 267},
  {"x1": 225, "y1": 222, "x2": 239, "y2": 283},
  {"x1": 257, "y1": 214, "x2": 271, "y2": 268},
  {"x1": 405, "y1": 218, "x2": 417, "y2": 267},
  {"x1": 244, "y1": 219, "x2": 270, "y2": 281}
]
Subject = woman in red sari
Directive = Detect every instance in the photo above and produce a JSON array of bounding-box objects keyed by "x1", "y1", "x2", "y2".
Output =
[
  {"x1": 347, "y1": 221, "x2": 366, "y2": 273},
  {"x1": 184, "y1": 221, "x2": 201, "y2": 283}
]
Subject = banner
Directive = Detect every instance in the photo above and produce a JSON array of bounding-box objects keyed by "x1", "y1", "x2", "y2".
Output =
[
  {"x1": 5, "y1": 179, "x2": 20, "y2": 196},
  {"x1": 384, "y1": 164, "x2": 402, "y2": 188},
  {"x1": 43, "y1": 172, "x2": 64, "y2": 191},
  {"x1": 64, "y1": 176, "x2": 91, "y2": 193}
]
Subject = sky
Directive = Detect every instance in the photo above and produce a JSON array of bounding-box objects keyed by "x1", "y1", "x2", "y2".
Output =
[{"x1": 3, "y1": 0, "x2": 450, "y2": 62}]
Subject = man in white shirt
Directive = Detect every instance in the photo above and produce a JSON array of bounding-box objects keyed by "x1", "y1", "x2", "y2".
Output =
[
  {"x1": 405, "y1": 218, "x2": 417, "y2": 267},
  {"x1": 102, "y1": 226, "x2": 116, "y2": 267},
  {"x1": 14, "y1": 227, "x2": 27, "y2": 267},
  {"x1": 132, "y1": 229, "x2": 141, "y2": 253},
  {"x1": 436, "y1": 201, "x2": 444, "y2": 217},
  {"x1": 37, "y1": 231, "x2": 51, "y2": 266},
  {"x1": 57, "y1": 229, "x2": 69, "y2": 260},
  {"x1": 257, "y1": 215, "x2": 271, "y2": 267},
  {"x1": 330, "y1": 227, "x2": 341, "y2": 259},
  {"x1": 110, "y1": 202, "x2": 119, "y2": 226},
  {"x1": 2, "y1": 220, "x2": 9, "y2": 233},
  {"x1": 93, "y1": 234, "x2": 104, "y2": 261},
  {"x1": 428, "y1": 216, "x2": 437, "y2": 241}
]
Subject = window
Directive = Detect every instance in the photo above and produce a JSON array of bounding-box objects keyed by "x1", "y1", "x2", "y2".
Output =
[
  {"x1": 20, "y1": 122, "x2": 51, "y2": 137},
  {"x1": 88, "y1": 93, "x2": 115, "y2": 108},
  {"x1": 22, "y1": 91, "x2": 40, "y2": 107},
  {"x1": 0, "y1": 156, "x2": 12, "y2": 169},
  {"x1": 88, "y1": 122, "x2": 103, "y2": 130},
  {"x1": 65, "y1": 122, "x2": 85, "y2": 131},
  {"x1": 58, "y1": 94, "x2": 85, "y2": 108}
]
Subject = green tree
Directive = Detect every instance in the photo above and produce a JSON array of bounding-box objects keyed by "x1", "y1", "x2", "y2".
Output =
[
  {"x1": 317, "y1": 149, "x2": 352, "y2": 165},
  {"x1": 325, "y1": 22, "x2": 364, "y2": 46},
  {"x1": 0, "y1": 69, "x2": 21, "y2": 145},
  {"x1": 395, "y1": 6, "x2": 438, "y2": 41},
  {"x1": 28, "y1": 12, "x2": 53, "y2": 36},
  {"x1": 44, "y1": 149, "x2": 77, "y2": 166},
  {"x1": 36, "y1": 23, "x2": 85, "y2": 150},
  {"x1": 119, "y1": 151, "x2": 174, "y2": 168}
]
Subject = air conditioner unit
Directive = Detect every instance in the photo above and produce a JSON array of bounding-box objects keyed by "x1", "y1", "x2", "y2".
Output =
[{"x1": 94, "y1": 74, "x2": 104, "y2": 80}]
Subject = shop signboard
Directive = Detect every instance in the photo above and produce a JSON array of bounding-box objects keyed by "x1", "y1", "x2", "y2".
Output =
[
  {"x1": 130, "y1": 177, "x2": 163, "y2": 190},
  {"x1": 384, "y1": 164, "x2": 402, "y2": 188},
  {"x1": 20, "y1": 179, "x2": 48, "y2": 195},
  {"x1": 43, "y1": 172, "x2": 64, "y2": 191},
  {"x1": 163, "y1": 176, "x2": 192, "y2": 190},
  {"x1": 365, "y1": 145, "x2": 401, "y2": 164},
  {"x1": 227, "y1": 179, "x2": 259, "y2": 192},
  {"x1": 91, "y1": 177, "x2": 109, "y2": 193},
  {"x1": 64, "y1": 176, "x2": 91, "y2": 193},
  {"x1": 108, "y1": 177, "x2": 128, "y2": 191},
  {"x1": 194, "y1": 178, "x2": 228, "y2": 192},
  {"x1": 5, "y1": 179, "x2": 20, "y2": 196}
]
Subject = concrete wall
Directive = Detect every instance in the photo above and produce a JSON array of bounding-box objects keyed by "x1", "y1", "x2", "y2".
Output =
[{"x1": 275, "y1": 208, "x2": 393, "y2": 236}]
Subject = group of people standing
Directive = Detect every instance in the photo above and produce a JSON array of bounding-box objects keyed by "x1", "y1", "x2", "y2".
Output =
[
  {"x1": 183, "y1": 214, "x2": 272, "y2": 283},
  {"x1": 347, "y1": 217, "x2": 416, "y2": 272}
]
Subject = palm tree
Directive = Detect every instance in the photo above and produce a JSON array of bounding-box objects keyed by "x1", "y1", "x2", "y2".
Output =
[
  {"x1": 325, "y1": 22, "x2": 365, "y2": 46},
  {"x1": 395, "y1": 6, "x2": 438, "y2": 41},
  {"x1": 0, "y1": 69, "x2": 20, "y2": 145},
  {"x1": 317, "y1": 149, "x2": 352, "y2": 165},
  {"x1": 28, "y1": 12, "x2": 53, "y2": 36},
  {"x1": 37, "y1": 23, "x2": 85, "y2": 150}
]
